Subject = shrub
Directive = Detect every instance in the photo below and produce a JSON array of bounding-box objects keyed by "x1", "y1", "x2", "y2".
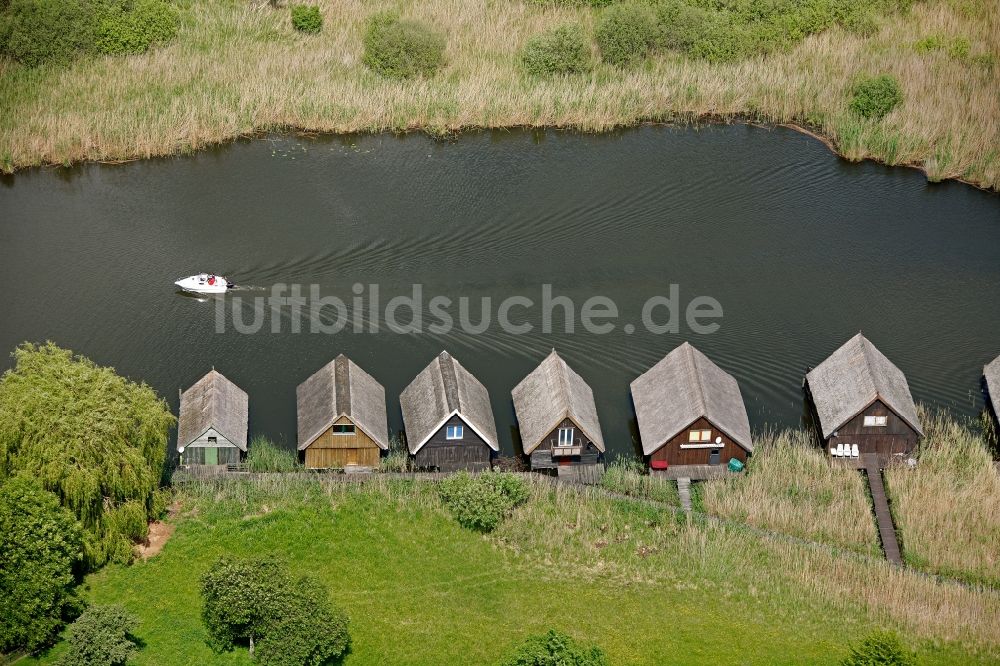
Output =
[
  {"x1": 521, "y1": 24, "x2": 590, "y2": 76},
  {"x1": 842, "y1": 630, "x2": 916, "y2": 666},
  {"x1": 654, "y1": 0, "x2": 713, "y2": 51},
  {"x1": 500, "y1": 630, "x2": 608, "y2": 666},
  {"x1": 595, "y1": 3, "x2": 658, "y2": 66},
  {"x1": 849, "y1": 74, "x2": 903, "y2": 120},
  {"x1": 290, "y1": 5, "x2": 322, "y2": 34},
  {"x1": 56, "y1": 605, "x2": 140, "y2": 666},
  {"x1": 3, "y1": 0, "x2": 96, "y2": 66},
  {"x1": 0, "y1": 476, "x2": 84, "y2": 653},
  {"x1": 201, "y1": 556, "x2": 350, "y2": 666},
  {"x1": 0, "y1": 342, "x2": 175, "y2": 567},
  {"x1": 94, "y1": 0, "x2": 178, "y2": 56},
  {"x1": 246, "y1": 436, "x2": 300, "y2": 472},
  {"x1": 438, "y1": 471, "x2": 529, "y2": 532},
  {"x1": 362, "y1": 11, "x2": 445, "y2": 79},
  {"x1": 946, "y1": 36, "x2": 970, "y2": 60}
]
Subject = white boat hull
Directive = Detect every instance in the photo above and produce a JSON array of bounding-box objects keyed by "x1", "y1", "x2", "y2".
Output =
[{"x1": 175, "y1": 274, "x2": 232, "y2": 294}]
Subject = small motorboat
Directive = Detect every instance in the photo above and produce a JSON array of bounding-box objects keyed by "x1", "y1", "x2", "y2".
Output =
[{"x1": 174, "y1": 273, "x2": 234, "y2": 295}]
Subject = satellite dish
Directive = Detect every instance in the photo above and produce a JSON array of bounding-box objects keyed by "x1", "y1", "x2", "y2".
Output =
[
  {"x1": 178, "y1": 446, "x2": 185, "y2": 454},
  {"x1": 715, "y1": 436, "x2": 722, "y2": 444}
]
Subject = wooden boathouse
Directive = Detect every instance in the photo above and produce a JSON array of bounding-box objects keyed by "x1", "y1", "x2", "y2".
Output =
[
  {"x1": 983, "y1": 354, "x2": 1000, "y2": 428},
  {"x1": 296, "y1": 355, "x2": 389, "y2": 469},
  {"x1": 630, "y1": 343, "x2": 753, "y2": 474},
  {"x1": 512, "y1": 350, "x2": 605, "y2": 477},
  {"x1": 400, "y1": 351, "x2": 499, "y2": 472},
  {"x1": 177, "y1": 369, "x2": 248, "y2": 468},
  {"x1": 804, "y1": 333, "x2": 922, "y2": 466}
]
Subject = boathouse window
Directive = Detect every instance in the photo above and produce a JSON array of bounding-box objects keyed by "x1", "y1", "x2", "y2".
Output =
[
  {"x1": 863, "y1": 415, "x2": 888, "y2": 427},
  {"x1": 558, "y1": 428, "x2": 575, "y2": 446},
  {"x1": 208, "y1": 436, "x2": 217, "y2": 444},
  {"x1": 333, "y1": 424, "x2": 356, "y2": 435},
  {"x1": 446, "y1": 425, "x2": 464, "y2": 440},
  {"x1": 688, "y1": 429, "x2": 712, "y2": 442}
]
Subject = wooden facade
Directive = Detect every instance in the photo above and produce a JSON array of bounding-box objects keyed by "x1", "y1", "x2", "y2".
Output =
[
  {"x1": 177, "y1": 370, "x2": 248, "y2": 469},
  {"x1": 813, "y1": 398, "x2": 919, "y2": 457},
  {"x1": 528, "y1": 417, "x2": 602, "y2": 470},
  {"x1": 648, "y1": 416, "x2": 749, "y2": 467},
  {"x1": 413, "y1": 414, "x2": 493, "y2": 472},
  {"x1": 303, "y1": 415, "x2": 381, "y2": 469}
]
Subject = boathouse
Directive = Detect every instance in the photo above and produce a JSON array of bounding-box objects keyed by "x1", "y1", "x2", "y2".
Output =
[
  {"x1": 804, "y1": 333, "x2": 922, "y2": 463},
  {"x1": 512, "y1": 350, "x2": 605, "y2": 476},
  {"x1": 630, "y1": 342, "x2": 753, "y2": 472},
  {"x1": 177, "y1": 370, "x2": 248, "y2": 468},
  {"x1": 296, "y1": 355, "x2": 389, "y2": 469},
  {"x1": 983, "y1": 354, "x2": 1000, "y2": 427},
  {"x1": 400, "y1": 351, "x2": 499, "y2": 472}
]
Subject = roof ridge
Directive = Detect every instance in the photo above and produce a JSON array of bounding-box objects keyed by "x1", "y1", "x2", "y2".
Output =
[
  {"x1": 857, "y1": 335, "x2": 881, "y2": 401},
  {"x1": 438, "y1": 352, "x2": 460, "y2": 413},
  {"x1": 335, "y1": 355, "x2": 352, "y2": 416},
  {"x1": 551, "y1": 352, "x2": 571, "y2": 416},
  {"x1": 685, "y1": 343, "x2": 709, "y2": 416}
]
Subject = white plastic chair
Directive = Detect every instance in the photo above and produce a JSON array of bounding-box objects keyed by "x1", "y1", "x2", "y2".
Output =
[
  {"x1": 836, "y1": 443, "x2": 844, "y2": 457},
  {"x1": 852, "y1": 444, "x2": 860, "y2": 458}
]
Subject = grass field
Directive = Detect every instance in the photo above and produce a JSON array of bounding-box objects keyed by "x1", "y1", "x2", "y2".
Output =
[
  {"x1": 25, "y1": 475, "x2": 1000, "y2": 665},
  {"x1": 701, "y1": 429, "x2": 881, "y2": 557},
  {"x1": 0, "y1": 0, "x2": 998, "y2": 188},
  {"x1": 885, "y1": 409, "x2": 1000, "y2": 588}
]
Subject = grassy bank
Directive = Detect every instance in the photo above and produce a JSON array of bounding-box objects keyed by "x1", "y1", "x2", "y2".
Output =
[
  {"x1": 701, "y1": 429, "x2": 881, "y2": 557},
  {"x1": 1, "y1": 0, "x2": 998, "y2": 188},
  {"x1": 25, "y1": 475, "x2": 1000, "y2": 664},
  {"x1": 885, "y1": 409, "x2": 1000, "y2": 588}
]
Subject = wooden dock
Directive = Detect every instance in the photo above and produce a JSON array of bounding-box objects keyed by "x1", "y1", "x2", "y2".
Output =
[{"x1": 862, "y1": 455, "x2": 903, "y2": 565}]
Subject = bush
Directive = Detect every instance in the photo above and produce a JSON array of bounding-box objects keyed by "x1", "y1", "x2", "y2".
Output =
[
  {"x1": 201, "y1": 556, "x2": 350, "y2": 666},
  {"x1": 246, "y1": 436, "x2": 300, "y2": 472},
  {"x1": 500, "y1": 630, "x2": 608, "y2": 666},
  {"x1": 362, "y1": 11, "x2": 445, "y2": 79},
  {"x1": 3, "y1": 0, "x2": 96, "y2": 66},
  {"x1": 290, "y1": 5, "x2": 322, "y2": 34},
  {"x1": 438, "y1": 471, "x2": 529, "y2": 532},
  {"x1": 654, "y1": 0, "x2": 713, "y2": 51},
  {"x1": 94, "y1": 0, "x2": 178, "y2": 56},
  {"x1": 520, "y1": 24, "x2": 590, "y2": 76},
  {"x1": 842, "y1": 630, "x2": 916, "y2": 666},
  {"x1": 0, "y1": 342, "x2": 175, "y2": 567},
  {"x1": 56, "y1": 605, "x2": 140, "y2": 666},
  {"x1": 595, "y1": 3, "x2": 658, "y2": 66},
  {"x1": 0, "y1": 476, "x2": 84, "y2": 653},
  {"x1": 849, "y1": 74, "x2": 903, "y2": 120}
]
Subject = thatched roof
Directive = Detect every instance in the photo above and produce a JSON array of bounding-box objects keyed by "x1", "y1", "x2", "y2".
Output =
[
  {"x1": 400, "y1": 351, "x2": 499, "y2": 454},
  {"x1": 177, "y1": 370, "x2": 248, "y2": 451},
  {"x1": 805, "y1": 333, "x2": 922, "y2": 439},
  {"x1": 296, "y1": 355, "x2": 389, "y2": 450},
  {"x1": 983, "y1": 354, "x2": 1000, "y2": 419},
  {"x1": 630, "y1": 343, "x2": 753, "y2": 456},
  {"x1": 512, "y1": 350, "x2": 605, "y2": 454}
]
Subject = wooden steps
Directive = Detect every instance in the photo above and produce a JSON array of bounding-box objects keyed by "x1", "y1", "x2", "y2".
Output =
[{"x1": 863, "y1": 456, "x2": 903, "y2": 565}]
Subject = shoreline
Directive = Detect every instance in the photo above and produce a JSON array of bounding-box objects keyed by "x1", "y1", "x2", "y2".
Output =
[{"x1": 3, "y1": 116, "x2": 996, "y2": 194}]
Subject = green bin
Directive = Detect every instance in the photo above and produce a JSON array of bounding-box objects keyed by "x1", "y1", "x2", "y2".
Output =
[{"x1": 727, "y1": 458, "x2": 744, "y2": 473}]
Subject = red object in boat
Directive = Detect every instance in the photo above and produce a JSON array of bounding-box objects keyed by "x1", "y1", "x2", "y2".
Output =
[
  {"x1": 208, "y1": 276, "x2": 216, "y2": 286},
  {"x1": 649, "y1": 460, "x2": 668, "y2": 470}
]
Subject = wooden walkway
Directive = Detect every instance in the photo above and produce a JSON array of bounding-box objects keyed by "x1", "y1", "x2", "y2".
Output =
[
  {"x1": 863, "y1": 456, "x2": 903, "y2": 565},
  {"x1": 676, "y1": 477, "x2": 692, "y2": 512}
]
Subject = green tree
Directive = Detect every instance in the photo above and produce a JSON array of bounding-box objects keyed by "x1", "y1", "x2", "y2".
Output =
[
  {"x1": 438, "y1": 471, "x2": 529, "y2": 532},
  {"x1": 595, "y1": 3, "x2": 658, "y2": 66},
  {"x1": 3, "y1": 0, "x2": 96, "y2": 66},
  {"x1": 501, "y1": 630, "x2": 608, "y2": 666},
  {"x1": 0, "y1": 476, "x2": 84, "y2": 652},
  {"x1": 56, "y1": 604, "x2": 140, "y2": 666},
  {"x1": 0, "y1": 342, "x2": 175, "y2": 566},
  {"x1": 201, "y1": 556, "x2": 350, "y2": 666},
  {"x1": 842, "y1": 630, "x2": 917, "y2": 666},
  {"x1": 520, "y1": 24, "x2": 591, "y2": 76}
]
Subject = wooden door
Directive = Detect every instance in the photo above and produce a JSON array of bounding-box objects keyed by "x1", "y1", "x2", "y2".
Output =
[{"x1": 204, "y1": 447, "x2": 218, "y2": 466}]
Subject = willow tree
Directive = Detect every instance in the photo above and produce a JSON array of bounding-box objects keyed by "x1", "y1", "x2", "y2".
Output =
[{"x1": 0, "y1": 342, "x2": 175, "y2": 566}]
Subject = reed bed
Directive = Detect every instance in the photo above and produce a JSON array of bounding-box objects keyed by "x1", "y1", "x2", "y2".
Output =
[
  {"x1": 884, "y1": 408, "x2": 1000, "y2": 588},
  {"x1": 1, "y1": 0, "x2": 998, "y2": 188},
  {"x1": 700, "y1": 428, "x2": 880, "y2": 556}
]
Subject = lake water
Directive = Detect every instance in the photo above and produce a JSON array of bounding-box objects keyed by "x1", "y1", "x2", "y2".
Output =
[{"x1": 1, "y1": 125, "x2": 998, "y2": 458}]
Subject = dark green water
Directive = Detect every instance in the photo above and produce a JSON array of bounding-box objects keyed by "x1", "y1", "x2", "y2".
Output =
[{"x1": 1, "y1": 125, "x2": 998, "y2": 457}]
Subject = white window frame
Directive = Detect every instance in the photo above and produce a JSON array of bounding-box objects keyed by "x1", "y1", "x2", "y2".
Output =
[
  {"x1": 688, "y1": 429, "x2": 712, "y2": 443},
  {"x1": 446, "y1": 424, "x2": 464, "y2": 440},
  {"x1": 557, "y1": 427, "x2": 575, "y2": 446},
  {"x1": 332, "y1": 423, "x2": 356, "y2": 435},
  {"x1": 863, "y1": 415, "x2": 888, "y2": 427}
]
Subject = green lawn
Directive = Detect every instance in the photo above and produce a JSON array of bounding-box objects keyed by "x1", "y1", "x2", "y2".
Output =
[{"x1": 29, "y1": 476, "x2": 1000, "y2": 665}]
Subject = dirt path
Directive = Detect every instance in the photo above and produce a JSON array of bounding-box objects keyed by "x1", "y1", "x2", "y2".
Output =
[{"x1": 135, "y1": 502, "x2": 180, "y2": 560}]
